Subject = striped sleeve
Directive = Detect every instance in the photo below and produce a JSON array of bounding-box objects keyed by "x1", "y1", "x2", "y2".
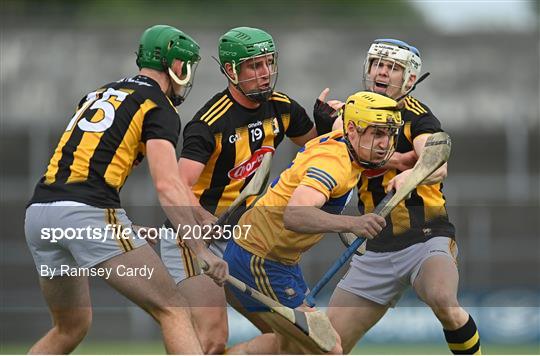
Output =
[
  {"x1": 302, "y1": 166, "x2": 338, "y2": 199},
  {"x1": 180, "y1": 121, "x2": 216, "y2": 164}
]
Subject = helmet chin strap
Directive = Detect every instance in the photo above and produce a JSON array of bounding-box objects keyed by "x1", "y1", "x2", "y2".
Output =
[
  {"x1": 168, "y1": 62, "x2": 191, "y2": 86},
  {"x1": 213, "y1": 56, "x2": 240, "y2": 85},
  {"x1": 166, "y1": 63, "x2": 194, "y2": 106},
  {"x1": 243, "y1": 88, "x2": 273, "y2": 103}
]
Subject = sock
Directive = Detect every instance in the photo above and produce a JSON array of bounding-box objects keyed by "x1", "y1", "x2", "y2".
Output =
[{"x1": 444, "y1": 314, "x2": 481, "y2": 354}]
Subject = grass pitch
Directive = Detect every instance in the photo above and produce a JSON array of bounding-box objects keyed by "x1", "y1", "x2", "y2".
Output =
[{"x1": 2, "y1": 341, "x2": 539, "y2": 354}]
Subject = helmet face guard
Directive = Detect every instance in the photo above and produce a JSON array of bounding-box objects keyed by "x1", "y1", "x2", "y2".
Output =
[
  {"x1": 136, "y1": 25, "x2": 201, "y2": 105},
  {"x1": 353, "y1": 122, "x2": 401, "y2": 169},
  {"x1": 218, "y1": 27, "x2": 278, "y2": 103},
  {"x1": 168, "y1": 60, "x2": 199, "y2": 105},
  {"x1": 363, "y1": 39, "x2": 421, "y2": 97},
  {"x1": 233, "y1": 52, "x2": 278, "y2": 103},
  {"x1": 342, "y1": 91, "x2": 403, "y2": 168}
]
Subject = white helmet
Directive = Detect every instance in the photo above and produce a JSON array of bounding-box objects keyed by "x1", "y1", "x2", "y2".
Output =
[{"x1": 363, "y1": 39, "x2": 422, "y2": 94}]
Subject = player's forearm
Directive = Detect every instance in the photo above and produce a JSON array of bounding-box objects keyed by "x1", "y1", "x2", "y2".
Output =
[
  {"x1": 383, "y1": 151, "x2": 418, "y2": 171},
  {"x1": 283, "y1": 206, "x2": 354, "y2": 234},
  {"x1": 421, "y1": 163, "x2": 447, "y2": 185},
  {"x1": 186, "y1": 188, "x2": 216, "y2": 224},
  {"x1": 156, "y1": 180, "x2": 199, "y2": 227},
  {"x1": 158, "y1": 185, "x2": 213, "y2": 255},
  {"x1": 182, "y1": 235, "x2": 209, "y2": 256},
  {"x1": 179, "y1": 172, "x2": 216, "y2": 224}
]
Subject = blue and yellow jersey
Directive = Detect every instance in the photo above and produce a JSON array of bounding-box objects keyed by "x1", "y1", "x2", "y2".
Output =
[{"x1": 236, "y1": 130, "x2": 363, "y2": 265}]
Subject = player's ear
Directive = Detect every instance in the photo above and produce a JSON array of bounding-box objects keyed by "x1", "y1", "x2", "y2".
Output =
[
  {"x1": 346, "y1": 121, "x2": 357, "y2": 137},
  {"x1": 224, "y1": 63, "x2": 237, "y2": 81},
  {"x1": 405, "y1": 74, "x2": 417, "y2": 91},
  {"x1": 172, "y1": 59, "x2": 186, "y2": 79}
]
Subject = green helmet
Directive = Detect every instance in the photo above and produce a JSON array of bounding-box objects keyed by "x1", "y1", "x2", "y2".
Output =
[
  {"x1": 218, "y1": 27, "x2": 276, "y2": 68},
  {"x1": 136, "y1": 25, "x2": 201, "y2": 105},
  {"x1": 136, "y1": 25, "x2": 200, "y2": 74},
  {"x1": 218, "y1": 27, "x2": 278, "y2": 103}
]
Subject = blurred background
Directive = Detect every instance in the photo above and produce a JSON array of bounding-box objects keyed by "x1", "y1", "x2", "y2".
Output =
[{"x1": 1, "y1": 0, "x2": 539, "y2": 354}]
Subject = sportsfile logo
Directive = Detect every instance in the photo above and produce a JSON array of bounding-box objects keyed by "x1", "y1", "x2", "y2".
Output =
[{"x1": 228, "y1": 146, "x2": 274, "y2": 180}]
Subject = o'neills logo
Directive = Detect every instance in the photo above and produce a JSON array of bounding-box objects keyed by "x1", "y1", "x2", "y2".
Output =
[{"x1": 228, "y1": 147, "x2": 275, "y2": 180}]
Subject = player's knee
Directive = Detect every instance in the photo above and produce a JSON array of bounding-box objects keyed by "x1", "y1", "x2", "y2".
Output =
[
  {"x1": 198, "y1": 316, "x2": 228, "y2": 354},
  {"x1": 152, "y1": 305, "x2": 191, "y2": 324},
  {"x1": 424, "y1": 288, "x2": 458, "y2": 311},
  {"x1": 55, "y1": 309, "x2": 92, "y2": 341},
  {"x1": 200, "y1": 336, "x2": 227, "y2": 355},
  {"x1": 147, "y1": 292, "x2": 191, "y2": 322}
]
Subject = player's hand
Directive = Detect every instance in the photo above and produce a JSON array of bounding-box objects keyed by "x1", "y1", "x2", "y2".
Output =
[
  {"x1": 319, "y1": 88, "x2": 344, "y2": 112},
  {"x1": 386, "y1": 169, "x2": 412, "y2": 194},
  {"x1": 194, "y1": 209, "x2": 219, "y2": 244},
  {"x1": 349, "y1": 213, "x2": 386, "y2": 239},
  {"x1": 385, "y1": 150, "x2": 418, "y2": 171},
  {"x1": 314, "y1": 88, "x2": 344, "y2": 135},
  {"x1": 195, "y1": 206, "x2": 217, "y2": 226},
  {"x1": 132, "y1": 224, "x2": 157, "y2": 245},
  {"x1": 198, "y1": 250, "x2": 229, "y2": 287}
]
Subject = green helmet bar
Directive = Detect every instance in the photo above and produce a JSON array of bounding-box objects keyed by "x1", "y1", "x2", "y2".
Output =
[{"x1": 217, "y1": 27, "x2": 278, "y2": 102}]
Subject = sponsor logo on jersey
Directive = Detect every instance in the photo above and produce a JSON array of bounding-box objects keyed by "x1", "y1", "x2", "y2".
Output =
[
  {"x1": 229, "y1": 133, "x2": 241, "y2": 143},
  {"x1": 228, "y1": 146, "x2": 275, "y2": 180},
  {"x1": 247, "y1": 120, "x2": 263, "y2": 129}
]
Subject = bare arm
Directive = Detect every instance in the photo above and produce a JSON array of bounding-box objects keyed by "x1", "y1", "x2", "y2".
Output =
[
  {"x1": 146, "y1": 139, "x2": 199, "y2": 226},
  {"x1": 283, "y1": 185, "x2": 385, "y2": 238},
  {"x1": 289, "y1": 127, "x2": 318, "y2": 147},
  {"x1": 177, "y1": 157, "x2": 217, "y2": 224},
  {"x1": 146, "y1": 139, "x2": 226, "y2": 284},
  {"x1": 413, "y1": 133, "x2": 447, "y2": 184},
  {"x1": 387, "y1": 133, "x2": 448, "y2": 191},
  {"x1": 383, "y1": 150, "x2": 418, "y2": 171}
]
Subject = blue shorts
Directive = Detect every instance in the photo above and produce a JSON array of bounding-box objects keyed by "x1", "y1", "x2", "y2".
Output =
[{"x1": 223, "y1": 241, "x2": 308, "y2": 312}]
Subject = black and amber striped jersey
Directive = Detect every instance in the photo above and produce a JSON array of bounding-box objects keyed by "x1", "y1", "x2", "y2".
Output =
[
  {"x1": 358, "y1": 96, "x2": 455, "y2": 252},
  {"x1": 29, "y1": 75, "x2": 180, "y2": 208},
  {"x1": 180, "y1": 88, "x2": 314, "y2": 216}
]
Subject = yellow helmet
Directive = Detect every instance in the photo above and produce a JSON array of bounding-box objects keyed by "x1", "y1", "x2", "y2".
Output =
[
  {"x1": 343, "y1": 91, "x2": 403, "y2": 168},
  {"x1": 343, "y1": 91, "x2": 402, "y2": 131}
]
